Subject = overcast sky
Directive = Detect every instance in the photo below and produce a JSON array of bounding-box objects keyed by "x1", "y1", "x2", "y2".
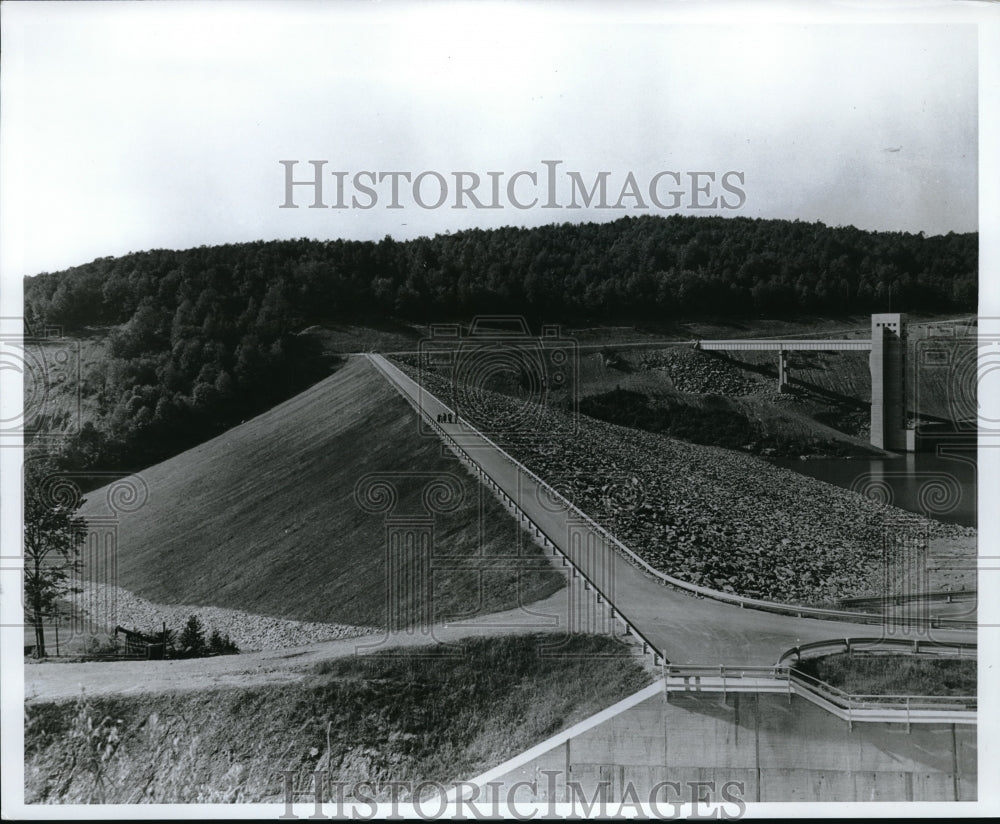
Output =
[{"x1": 0, "y1": 1, "x2": 985, "y2": 279}]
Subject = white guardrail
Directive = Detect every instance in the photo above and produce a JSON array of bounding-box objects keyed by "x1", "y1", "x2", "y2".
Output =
[
  {"x1": 663, "y1": 664, "x2": 976, "y2": 727},
  {"x1": 369, "y1": 354, "x2": 669, "y2": 665},
  {"x1": 370, "y1": 354, "x2": 976, "y2": 633},
  {"x1": 776, "y1": 636, "x2": 977, "y2": 666},
  {"x1": 369, "y1": 355, "x2": 978, "y2": 731}
]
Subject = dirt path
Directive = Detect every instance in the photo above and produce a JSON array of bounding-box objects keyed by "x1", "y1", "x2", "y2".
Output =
[{"x1": 24, "y1": 589, "x2": 582, "y2": 703}]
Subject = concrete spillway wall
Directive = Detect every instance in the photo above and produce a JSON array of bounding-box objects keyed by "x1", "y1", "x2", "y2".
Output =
[{"x1": 492, "y1": 688, "x2": 975, "y2": 803}]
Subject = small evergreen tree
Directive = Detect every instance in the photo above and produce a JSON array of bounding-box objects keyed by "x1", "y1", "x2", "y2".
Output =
[
  {"x1": 178, "y1": 614, "x2": 206, "y2": 658},
  {"x1": 208, "y1": 628, "x2": 239, "y2": 655}
]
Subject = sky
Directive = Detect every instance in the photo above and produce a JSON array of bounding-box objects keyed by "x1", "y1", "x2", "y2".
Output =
[{"x1": 0, "y1": 1, "x2": 987, "y2": 280}]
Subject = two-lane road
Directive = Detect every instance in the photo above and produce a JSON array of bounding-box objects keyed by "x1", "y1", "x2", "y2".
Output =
[{"x1": 369, "y1": 354, "x2": 978, "y2": 666}]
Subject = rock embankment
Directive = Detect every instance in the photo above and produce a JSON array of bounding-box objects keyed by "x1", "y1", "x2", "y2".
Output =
[
  {"x1": 393, "y1": 359, "x2": 975, "y2": 606},
  {"x1": 637, "y1": 348, "x2": 770, "y2": 397},
  {"x1": 79, "y1": 583, "x2": 379, "y2": 651}
]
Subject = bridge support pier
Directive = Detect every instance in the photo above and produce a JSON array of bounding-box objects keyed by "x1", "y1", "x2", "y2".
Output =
[{"x1": 777, "y1": 350, "x2": 789, "y2": 393}]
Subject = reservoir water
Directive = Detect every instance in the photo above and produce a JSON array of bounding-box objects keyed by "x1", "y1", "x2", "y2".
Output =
[{"x1": 771, "y1": 451, "x2": 977, "y2": 527}]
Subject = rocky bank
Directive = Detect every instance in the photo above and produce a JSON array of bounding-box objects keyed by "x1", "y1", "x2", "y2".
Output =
[
  {"x1": 394, "y1": 358, "x2": 975, "y2": 605},
  {"x1": 79, "y1": 582, "x2": 379, "y2": 651}
]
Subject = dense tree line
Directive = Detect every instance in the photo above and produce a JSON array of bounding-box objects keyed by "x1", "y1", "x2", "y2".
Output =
[
  {"x1": 26, "y1": 215, "x2": 976, "y2": 331},
  {"x1": 23, "y1": 215, "x2": 976, "y2": 475}
]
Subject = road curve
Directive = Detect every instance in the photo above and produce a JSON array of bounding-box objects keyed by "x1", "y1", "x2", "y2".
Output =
[{"x1": 368, "y1": 354, "x2": 977, "y2": 666}]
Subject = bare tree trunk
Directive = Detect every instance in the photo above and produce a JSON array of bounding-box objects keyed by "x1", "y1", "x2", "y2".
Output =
[
  {"x1": 31, "y1": 553, "x2": 46, "y2": 658},
  {"x1": 33, "y1": 606, "x2": 46, "y2": 659}
]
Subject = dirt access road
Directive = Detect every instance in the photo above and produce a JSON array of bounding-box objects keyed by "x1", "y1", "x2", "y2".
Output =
[{"x1": 23, "y1": 589, "x2": 595, "y2": 703}]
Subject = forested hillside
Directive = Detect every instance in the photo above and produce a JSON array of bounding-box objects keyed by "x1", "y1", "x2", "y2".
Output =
[
  {"x1": 23, "y1": 215, "x2": 977, "y2": 476},
  {"x1": 27, "y1": 215, "x2": 976, "y2": 329}
]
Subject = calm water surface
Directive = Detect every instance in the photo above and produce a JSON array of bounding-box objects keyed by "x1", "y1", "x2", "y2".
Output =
[{"x1": 771, "y1": 452, "x2": 977, "y2": 527}]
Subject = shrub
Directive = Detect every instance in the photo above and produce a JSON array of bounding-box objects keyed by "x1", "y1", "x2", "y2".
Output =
[
  {"x1": 84, "y1": 635, "x2": 119, "y2": 657},
  {"x1": 208, "y1": 629, "x2": 239, "y2": 655}
]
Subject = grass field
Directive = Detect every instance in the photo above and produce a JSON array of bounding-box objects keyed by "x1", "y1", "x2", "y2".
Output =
[
  {"x1": 25, "y1": 634, "x2": 650, "y2": 804},
  {"x1": 793, "y1": 653, "x2": 976, "y2": 697},
  {"x1": 78, "y1": 356, "x2": 563, "y2": 629},
  {"x1": 299, "y1": 320, "x2": 423, "y2": 355}
]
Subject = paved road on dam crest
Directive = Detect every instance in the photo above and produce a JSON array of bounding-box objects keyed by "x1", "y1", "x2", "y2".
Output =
[{"x1": 368, "y1": 354, "x2": 977, "y2": 666}]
